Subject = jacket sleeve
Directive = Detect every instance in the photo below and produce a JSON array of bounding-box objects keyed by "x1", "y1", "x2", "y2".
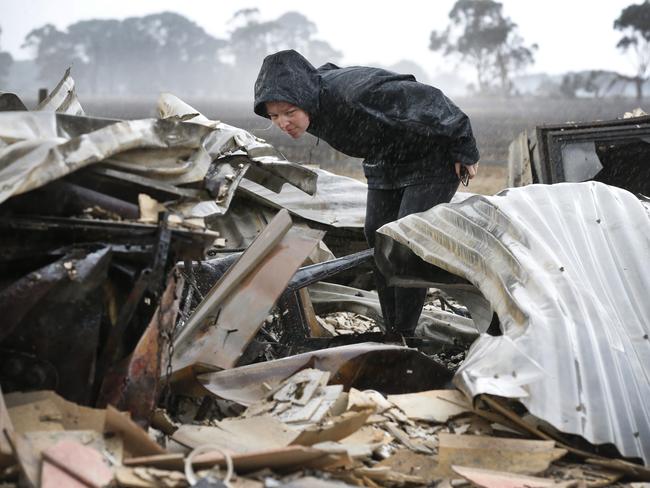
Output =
[{"x1": 350, "y1": 72, "x2": 480, "y2": 165}]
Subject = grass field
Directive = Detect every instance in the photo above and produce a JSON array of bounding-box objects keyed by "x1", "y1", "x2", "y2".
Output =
[{"x1": 78, "y1": 95, "x2": 646, "y2": 195}]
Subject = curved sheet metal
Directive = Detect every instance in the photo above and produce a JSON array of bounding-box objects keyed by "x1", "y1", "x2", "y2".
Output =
[
  {"x1": 238, "y1": 168, "x2": 368, "y2": 229},
  {"x1": 376, "y1": 182, "x2": 650, "y2": 464},
  {"x1": 37, "y1": 68, "x2": 84, "y2": 116},
  {"x1": 236, "y1": 173, "x2": 470, "y2": 230},
  {"x1": 0, "y1": 113, "x2": 210, "y2": 205}
]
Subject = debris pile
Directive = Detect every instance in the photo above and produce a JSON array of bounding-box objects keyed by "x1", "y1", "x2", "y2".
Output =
[
  {"x1": 2, "y1": 372, "x2": 643, "y2": 487},
  {"x1": 316, "y1": 313, "x2": 380, "y2": 336},
  {"x1": 1, "y1": 71, "x2": 649, "y2": 486}
]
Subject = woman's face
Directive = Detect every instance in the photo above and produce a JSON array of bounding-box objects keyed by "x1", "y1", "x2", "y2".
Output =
[{"x1": 266, "y1": 101, "x2": 310, "y2": 139}]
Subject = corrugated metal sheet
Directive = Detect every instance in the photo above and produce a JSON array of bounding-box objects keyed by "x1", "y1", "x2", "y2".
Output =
[
  {"x1": 0, "y1": 77, "x2": 318, "y2": 215},
  {"x1": 0, "y1": 113, "x2": 211, "y2": 205},
  {"x1": 238, "y1": 168, "x2": 368, "y2": 228},
  {"x1": 237, "y1": 176, "x2": 474, "y2": 230},
  {"x1": 376, "y1": 182, "x2": 650, "y2": 464}
]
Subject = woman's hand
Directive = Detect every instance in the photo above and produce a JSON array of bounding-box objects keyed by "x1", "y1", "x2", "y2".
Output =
[{"x1": 455, "y1": 162, "x2": 479, "y2": 183}]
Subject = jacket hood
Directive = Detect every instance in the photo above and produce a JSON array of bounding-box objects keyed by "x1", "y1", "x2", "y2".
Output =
[{"x1": 254, "y1": 50, "x2": 320, "y2": 119}]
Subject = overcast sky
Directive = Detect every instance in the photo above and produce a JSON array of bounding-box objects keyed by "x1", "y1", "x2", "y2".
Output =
[{"x1": 0, "y1": 0, "x2": 640, "y2": 78}]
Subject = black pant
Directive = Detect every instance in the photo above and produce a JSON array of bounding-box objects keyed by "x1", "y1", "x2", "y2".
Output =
[{"x1": 364, "y1": 182, "x2": 459, "y2": 334}]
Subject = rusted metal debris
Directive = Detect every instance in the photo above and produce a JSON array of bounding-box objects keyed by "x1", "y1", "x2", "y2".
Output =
[
  {"x1": 97, "y1": 270, "x2": 185, "y2": 425},
  {"x1": 1, "y1": 70, "x2": 648, "y2": 486}
]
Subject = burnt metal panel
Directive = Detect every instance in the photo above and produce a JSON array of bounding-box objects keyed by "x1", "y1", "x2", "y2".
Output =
[
  {"x1": 98, "y1": 270, "x2": 184, "y2": 425},
  {"x1": 0, "y1": 248, "x2": 112, "y2": 404},
  {"x1": 0, "y1": 216, "x2": 216, "y2": 263},
  {"x1": 171, "y1": 210, "x2": 323, "y2": 371},
  {"x1": 533, "y1": 116, "x2": 650, "y2": 195}
]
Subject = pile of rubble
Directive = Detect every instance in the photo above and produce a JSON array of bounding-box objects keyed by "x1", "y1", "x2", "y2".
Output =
[
  {"x1": 0, "y1": 71, "x2": 649, "y2": 487},
  {"x1": 1, "y1": 364, "x2": 645, "y2": 487},
  {"x1": 317, "y1": 312, "x2": 380, "y2": 336}
]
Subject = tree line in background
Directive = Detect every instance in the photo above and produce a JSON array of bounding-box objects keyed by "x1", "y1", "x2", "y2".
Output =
[
  {"x1": 0, "y1": 1, "x2": 649, "y2": 99},
  {"x1": 430, "y1": 0, "x2": 650, "y2": 99},
  {"x1": 0, "y1": 9, "x2": 341, "y2": 98}
]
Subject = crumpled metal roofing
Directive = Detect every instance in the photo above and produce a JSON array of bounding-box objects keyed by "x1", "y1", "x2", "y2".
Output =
[
  {"x1": 238, "y1": 168, "x2": 368, "y2": 228},
  {"x1": 37, "y1": 68, "x2": 84, "y2": 116},
  {"x1": 0, "y1": 71, "x2": 318, "y2": 217},
  {"x1": 376, "y1": 182, "x2": 650, "y2": 465},
  {"x1": 0, "y1": 112, "x2": 210, "y2": 205},
  {"x1": 235, "y1": 177, "x2": 475, "y2": 230}
]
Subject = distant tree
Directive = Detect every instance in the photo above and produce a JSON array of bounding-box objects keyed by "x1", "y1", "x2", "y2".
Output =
[
  {"x1": 121, "y1": 12, "x2": 227, "y2": 95},
  {"x1": 559, "y1": 73, "x2": 580, "y2": 99},
  {"x1": 531, "y1": 76, "x2": 562, "y2": 98},
  {"x1": 429, "y1": 0, "x2": 536, "y2": 96},
  {"x1": 558, "y1": 70, "x2": 629, "y2": 99},
  {"x1": 22, "y1": 10, "x2": 340, "y2": 99},
  {"x1": 24, "y1": 13, "x2": 227, "y2": 96},
  {"x1": 614, "y1": 1, "x2": 650, "y2": 100},
  {"x1": 560, "y1": 72, "x2": 604, "y2": 99},
  {"x1": 226, "y1": 10, "x2": 342, "y2": 97},
  {"x1": 24, "y1": 21, "x2": 114, "y2": 93},
  {"x1": 0, "y1": 27, "x2": 13, "y2": 85},
  {"x1": 23, "y1": 25, "x2": 60, "y2": 82}
]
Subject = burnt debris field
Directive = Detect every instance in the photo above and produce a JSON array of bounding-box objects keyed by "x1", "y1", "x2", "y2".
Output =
[{"x1": 0, "y1": 70, "x2": 649, "y2": 488}]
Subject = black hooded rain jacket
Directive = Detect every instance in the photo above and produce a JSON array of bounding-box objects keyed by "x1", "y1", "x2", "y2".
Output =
[{"x1": 254, "y1": 50, "x2": 479, "y2": 189}]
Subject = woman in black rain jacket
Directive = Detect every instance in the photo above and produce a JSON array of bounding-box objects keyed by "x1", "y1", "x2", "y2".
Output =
[{"x1": 254, "y1": 49, "x2": 479, "y2": 335}]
